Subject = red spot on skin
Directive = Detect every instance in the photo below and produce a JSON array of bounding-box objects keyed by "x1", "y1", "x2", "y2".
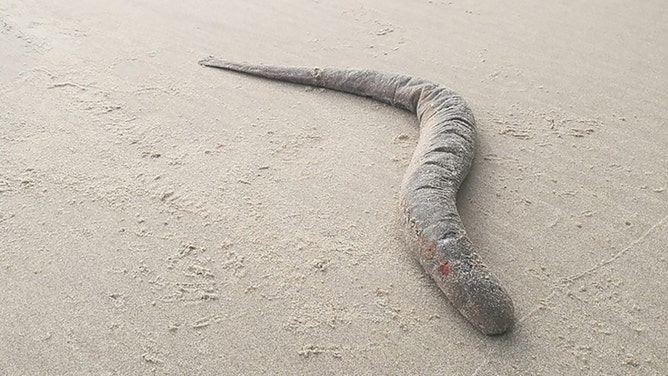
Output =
[{"x1": 438, "y1": 261, "x2": 452, "y2": 276}]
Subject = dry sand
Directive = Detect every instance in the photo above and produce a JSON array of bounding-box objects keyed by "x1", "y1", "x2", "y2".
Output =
[{"x1": 1, "y1": 0, "x2": 667, "y2": 374}]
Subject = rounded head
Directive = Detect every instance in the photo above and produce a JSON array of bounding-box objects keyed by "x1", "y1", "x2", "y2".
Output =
[{"x1": 426, "y1": 237, "x2": 515, "y2": 335}]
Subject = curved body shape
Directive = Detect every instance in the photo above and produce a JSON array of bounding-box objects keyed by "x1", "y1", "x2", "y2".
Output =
[{"x1": 199, "y1": 57, "x2": 514, "y2": 335}]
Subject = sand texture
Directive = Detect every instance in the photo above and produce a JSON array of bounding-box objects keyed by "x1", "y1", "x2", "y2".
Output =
[{"x1": 1, "y1": 0, "x2": 667, "y2": 375}]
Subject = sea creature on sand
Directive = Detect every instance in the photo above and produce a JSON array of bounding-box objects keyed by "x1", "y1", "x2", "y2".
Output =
[{"x1": 199, "y1": 57, "x2": 514, "y2": 335}]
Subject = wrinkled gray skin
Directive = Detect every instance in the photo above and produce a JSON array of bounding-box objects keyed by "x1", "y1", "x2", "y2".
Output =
[{"x1": 199, "y1": 57, "x2": 514, "y2": 335}]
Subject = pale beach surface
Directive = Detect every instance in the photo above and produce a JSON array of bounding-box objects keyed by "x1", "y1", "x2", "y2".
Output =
[{"x1": 1, "y1": 1, "x2": 667, "y2": 374}]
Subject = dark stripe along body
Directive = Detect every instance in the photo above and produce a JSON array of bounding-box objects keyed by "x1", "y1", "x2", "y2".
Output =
[{"x1": 199, "y1": 57, "x2": 514, "y2": 335}]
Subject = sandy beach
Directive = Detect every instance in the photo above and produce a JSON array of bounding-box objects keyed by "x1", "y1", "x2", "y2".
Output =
[{"x1": 1, "y1": 0, "x2": 667, "y2": 374}]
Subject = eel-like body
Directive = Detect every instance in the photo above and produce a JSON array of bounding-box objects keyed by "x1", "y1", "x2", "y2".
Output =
[{"x1": 199, "y1": 57, "x2": 515, "y2": 335}]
